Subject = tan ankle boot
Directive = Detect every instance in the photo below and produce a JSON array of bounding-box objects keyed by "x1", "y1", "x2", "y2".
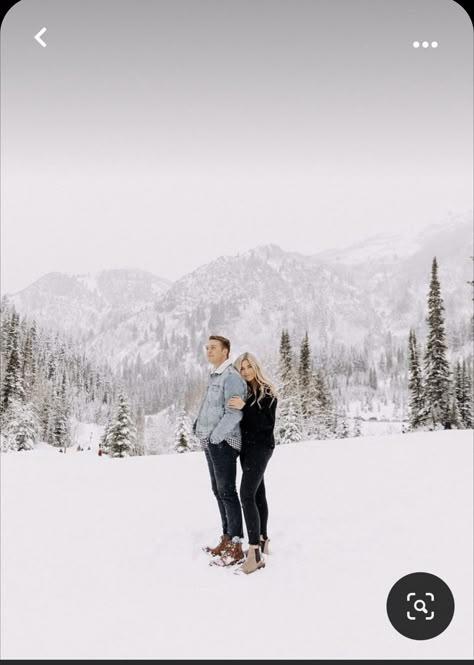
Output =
[
  {"x1": 239, "y1": 544, "x2": 266, "y2": 574},
  {"x1": 204, "y1": 534, "x2": 231, "y2": 556},
  {"x1": 244, "y1": 538, "x2": 270, "y2": 557},
  {"x1": 260, "y1": 537, "x2": 270, "y2": 555}
]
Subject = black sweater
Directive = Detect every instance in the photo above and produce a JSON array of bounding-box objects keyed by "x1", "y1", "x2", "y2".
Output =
[{"x1": 240, "y1": 392, "x2": 278, "y2": 448}]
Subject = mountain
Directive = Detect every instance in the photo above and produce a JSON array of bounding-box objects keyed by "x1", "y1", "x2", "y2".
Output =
[
  {"x1": 3, "y1": 217, "x2": 472, "y2": 381},
  {"x1": 313, "y1": 213, "x2": 472, "y2": 267},
  {"x1": 5, "y1": 269, "x2": 171, "y2": 343}
]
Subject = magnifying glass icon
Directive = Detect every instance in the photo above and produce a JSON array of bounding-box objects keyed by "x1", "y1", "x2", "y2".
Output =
[{"x1": 414, "y1": 599, "x2": 428, "y2": 613}]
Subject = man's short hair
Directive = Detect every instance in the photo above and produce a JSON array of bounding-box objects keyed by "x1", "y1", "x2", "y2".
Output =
[{"x1": 209, "y1": 335, "x2": 231, "y2": 358}]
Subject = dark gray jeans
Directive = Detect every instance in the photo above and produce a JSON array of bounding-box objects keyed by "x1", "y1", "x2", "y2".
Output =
[
  {"x1": 204, "y1": 441, "x2": 243, "y2": 539},
  {"x1": 240, "y1": 444, "x2": 273, "y2": 545}
]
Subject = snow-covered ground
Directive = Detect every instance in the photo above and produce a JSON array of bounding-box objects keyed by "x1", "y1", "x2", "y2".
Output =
[{"x1": 1, "y1": 430, "x2": 472, "y2": 659}]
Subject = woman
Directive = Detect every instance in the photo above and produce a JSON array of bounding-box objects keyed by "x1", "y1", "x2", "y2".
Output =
[{"x1": 227, "y1": 352, "x2": 278, "y2": 574}]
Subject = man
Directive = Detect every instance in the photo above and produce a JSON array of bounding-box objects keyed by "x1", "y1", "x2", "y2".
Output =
[{"x1": 193, "y1": 335, "x2": 248, "y2": 565}]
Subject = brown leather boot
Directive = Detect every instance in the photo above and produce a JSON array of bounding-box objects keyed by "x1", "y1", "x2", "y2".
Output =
[
  {"x1": 204, "y1": 534, "x2": 231, "y2": 556},
  {"x1": 220, "y1": 537, "x2": 245, "y2": 566}
]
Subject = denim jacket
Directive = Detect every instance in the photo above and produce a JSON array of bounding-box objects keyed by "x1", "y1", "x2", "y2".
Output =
[{"x1": 193, "y1": 361, "x2": 248, "y2": 444}]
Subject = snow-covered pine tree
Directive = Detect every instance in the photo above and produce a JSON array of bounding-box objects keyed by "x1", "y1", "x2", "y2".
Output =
[
  {"x1": 276, "y1": 329, "x2": 303, "y2": 444},
  {"x1": 408, "y1": 328, "x2": 425, "y2": 429},
  {"x1": 335, "y1": 417, "x2": 349, "y2": 438},
  {"x1": 2, "y1": 398, "x2": 39, "y2": 452},
  {"x1": 107, "y1": 393, "x2": 137, "y2": 457},
  {"x1": 353, "y1": 417, "x2": 362, "y2": 437},
  {"x1": 279, "y1": 396, "x2": 302, "y2": 444},
  {"x1": 39, "y1": 386, "x2": 53, "y2": 444},
  {"x1": 51, "y1": 373, "x2": 72, "y2": 449},
  {"x1": 21, "y1": 322, "x2": 37, "y2": 402},
  {"x1": 1, "y1": 310, "x2": 25, "y2": 418},
  {"x1": 420, "y1": 257, "x2": 451, "y2": 429},
  {"x1": 456, "y1": 359, "x2": 473, "y2": 428},
  {"x1": 100, "y1": 419, "x2": 113, "y2": 455},
  {"x1": 312, "y1": 367, "x2": 335, "y2": 439},
  {"x1": 298, "y1": 332, "x2": 318, "y2": 436},
  {"x1": 134, "y1": 398, "x2": 146, "y2": 456},
  {"x1": 448, "y1": 392, "x2": 462, "y2": 429},
  {"x1": 174, "y1": 405, "x2": 192, "y2": 453}
]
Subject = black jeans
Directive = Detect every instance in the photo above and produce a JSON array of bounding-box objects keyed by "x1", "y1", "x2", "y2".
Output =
[
  {"x1": 239, "y1": 444, "x2": 273, "y2": 545},
  {"x1": 204, "y1": 441, "x2": 243, "y2": 539}
]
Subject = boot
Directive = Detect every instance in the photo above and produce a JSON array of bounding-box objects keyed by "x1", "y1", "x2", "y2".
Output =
[
  {"x1": 244, "y1": 537, "x2": 270, "y2": 556},
  {"x1": 239, "y1": 544, "x2": 266, "y2": 574},
  {"x1": 220, "y1": 536, "x2": 245, "y2": 566},
  {"x1": 260, "y1": 537, "x2": 270, "y2": 555},
  {"x1": 204, "y1": 534, "x2": 231, "y2": 557}
]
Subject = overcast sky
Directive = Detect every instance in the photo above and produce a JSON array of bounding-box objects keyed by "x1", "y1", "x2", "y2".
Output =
[{"x1": 1, "y1": 0, "x2": 472, "y2": 295}]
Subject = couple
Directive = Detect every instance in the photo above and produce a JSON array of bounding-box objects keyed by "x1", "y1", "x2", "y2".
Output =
[{"x1": 193, "y1": 335, "x2": 277, "y2": 574}]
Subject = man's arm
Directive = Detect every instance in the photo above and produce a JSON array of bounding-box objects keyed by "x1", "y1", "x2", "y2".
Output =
[{"x1": 209, "y1": 373, "x2": 247, "y2": 444}]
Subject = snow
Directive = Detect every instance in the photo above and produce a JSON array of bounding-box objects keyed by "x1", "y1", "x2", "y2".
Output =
[
  {"x1": 1, "y1": 430, "x2": 472, "y2": 659},
  {"x1": 70, "y1": 419, "x2": 104, "y2": 452}
]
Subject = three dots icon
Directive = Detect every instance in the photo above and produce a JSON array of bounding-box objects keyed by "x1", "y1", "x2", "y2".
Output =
[{"x1": 413, "y1": 41, "x2": 438, "y2": 48}]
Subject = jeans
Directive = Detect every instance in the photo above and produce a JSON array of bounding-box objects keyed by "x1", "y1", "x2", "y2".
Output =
[
  {"x1": 239, "y1": 444, "x2": 273, "y2": 545},
  {"x1": 204, "y1": 441, "x2": 243, "y2": 539}
]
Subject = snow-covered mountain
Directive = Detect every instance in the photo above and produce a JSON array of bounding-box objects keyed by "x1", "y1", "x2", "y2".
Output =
[
  {"x1": 4, "y1": 269, "x2": 171, "y2": 343},
  {"x1": 3, "y1": 217, "x2": 472, "y2": 374},
  {"x1": 313, "y1": 212, "x2": 472, "y2": 266}
]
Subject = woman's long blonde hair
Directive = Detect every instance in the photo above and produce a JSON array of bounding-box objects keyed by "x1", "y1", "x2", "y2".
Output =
[{"x1": 234, "y1": 352, "x2": 278, "y2": 407}]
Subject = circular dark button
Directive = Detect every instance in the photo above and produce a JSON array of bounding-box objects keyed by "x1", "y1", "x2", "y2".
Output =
[{"x1": 387, "y1": 572, "x2": 455, "y2": 640}]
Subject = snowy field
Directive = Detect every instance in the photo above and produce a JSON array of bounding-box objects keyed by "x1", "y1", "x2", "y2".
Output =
[{"x1": 1, "y1": 430, "x2": 473, "y2": 660}]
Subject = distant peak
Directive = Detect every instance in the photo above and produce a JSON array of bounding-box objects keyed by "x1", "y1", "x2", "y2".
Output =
[{"x1": 246, "y1": 243, "x2": 285, "y2": 259}]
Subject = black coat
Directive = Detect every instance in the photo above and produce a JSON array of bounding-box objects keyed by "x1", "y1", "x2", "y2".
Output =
[{"x1": 241, "y1": 392, "x2": 277, "y2": 449}]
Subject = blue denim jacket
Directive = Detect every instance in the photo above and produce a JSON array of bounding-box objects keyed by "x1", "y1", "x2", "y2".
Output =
[{"x1": 193, "y1": 362, "x2": 248, "y2": 444}]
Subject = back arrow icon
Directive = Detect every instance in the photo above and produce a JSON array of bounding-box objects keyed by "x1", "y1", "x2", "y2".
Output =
[{"x1": 34, "y1": 27, "x2": 47, "y2": 47}]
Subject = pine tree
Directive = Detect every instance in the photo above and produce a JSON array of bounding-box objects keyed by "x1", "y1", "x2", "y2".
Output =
[
  {"x1": 448, "y1": 393, "x2": 462, "y2": 429},
  {"x1": 1, "y1": 311, "x2": 25, "y2": 417},
  {"x1": 420, "y1": 257, "x2": 451, "y2": 429},
  {"x1": 353, "y1": 417, "x2": 362, "y2": 437},
  {"x1": 456, "y1": 359, "x2": 473, "y2": 428},
  {"x1": 51, "y1": 375, "x2": 72, "y2": 449},
  {"x1": 100, "y1": 419, "x2": 113, "y2": 455},
  {"x1": 108, "y1": 393, "x2": 137, "y2": 457},
  {"x1": 279, "y1": 329, "x2": 293, "y2": 394},
  {"x1": 22, "y1": 324, "x2": 37, "y2": 401},
  {"x1": 39, "y1": 388, "x2": 53, "y2": 443},
  {"x1": 312, "y1": 368, "x2": 335, "y2": 439},
  {"x1": 279, "y1": 397, "x2": 302, "y2": 444},
  {"x1": 174, "y1": 406, "x2": 192, "y2": 453},
  {"x1": 298, "y1": 332, "x2": 320, "y2": 437},
  {"x1": 2, "y1": 399, "x2": 39, "y2": 452},
  {"x1": 337, "y1": 417, "x2": 350, "y2": 439},
  {"x1": 408, "y1": 329, "x2": 425, "y2": 429},
  {"x1": 277, "y1": 330, "x2": 303, "y2": 443},
  {"x1": 298, "y1": 332, "x2": 312, "y2": 416}
]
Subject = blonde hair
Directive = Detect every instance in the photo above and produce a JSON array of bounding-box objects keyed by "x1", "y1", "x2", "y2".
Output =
[{"x1": 234, "y1": 352, "x2": 278, "y2": 407}]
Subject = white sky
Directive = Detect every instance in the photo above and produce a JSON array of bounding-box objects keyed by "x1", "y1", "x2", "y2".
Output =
[{"x1": 1, "y1": 0, "x2": 472, "y2": 295}]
